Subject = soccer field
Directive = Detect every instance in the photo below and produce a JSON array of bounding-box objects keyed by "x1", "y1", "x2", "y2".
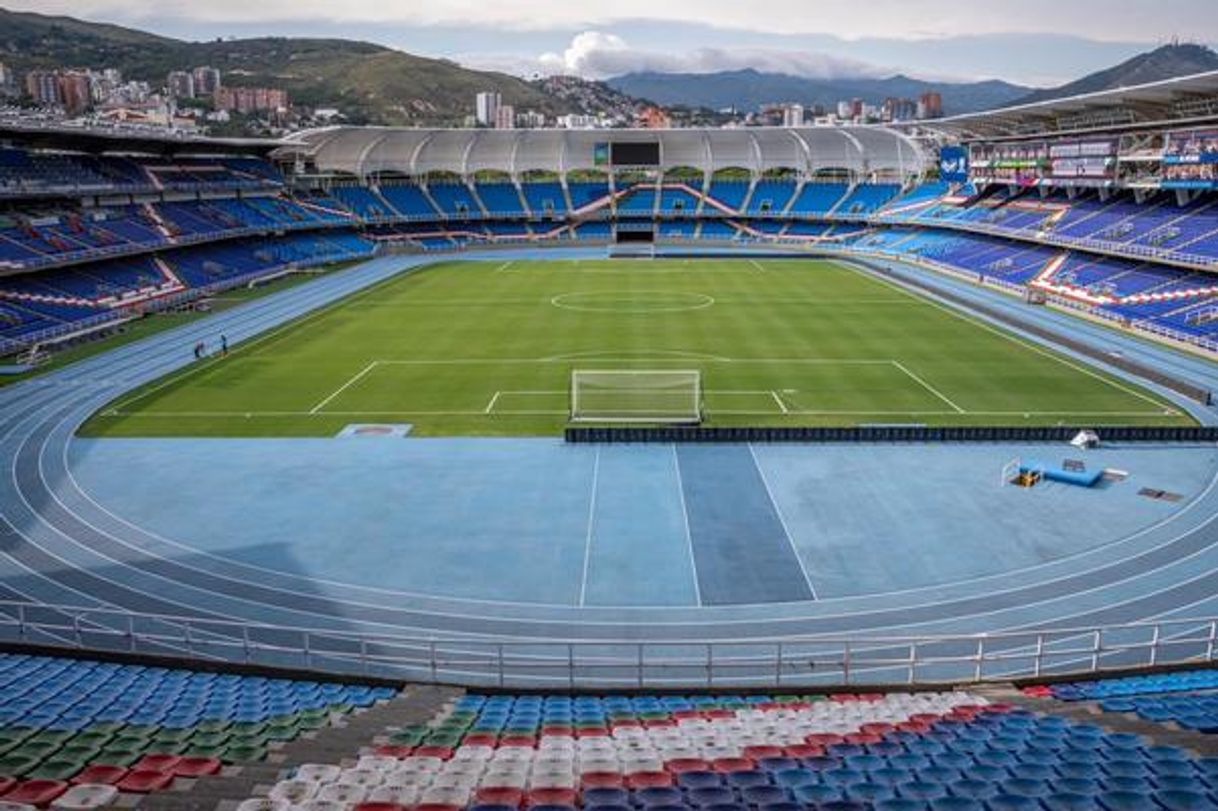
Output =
[{"x1": 82, "y1": 257, "x2": 1192, "y2": 437}]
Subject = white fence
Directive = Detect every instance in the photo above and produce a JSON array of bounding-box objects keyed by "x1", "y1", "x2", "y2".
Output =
[{"x1": 1, "y1": 602, "x2": 1214, "y2": 688}]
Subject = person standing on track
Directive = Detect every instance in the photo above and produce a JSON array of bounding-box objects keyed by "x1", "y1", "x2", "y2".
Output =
[{"x1": 220, "y1": 334, "x2": 229, "y2": 356}]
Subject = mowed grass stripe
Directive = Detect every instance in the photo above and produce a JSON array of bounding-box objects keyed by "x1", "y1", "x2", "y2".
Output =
[{"x1": 83, "y1": 258, "x2": 1190, "y2": 438}]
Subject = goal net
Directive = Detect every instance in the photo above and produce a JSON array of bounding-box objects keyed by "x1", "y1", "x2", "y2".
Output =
[{"x1": 569, "y1": 369, "x2": 703, "y2": 424}]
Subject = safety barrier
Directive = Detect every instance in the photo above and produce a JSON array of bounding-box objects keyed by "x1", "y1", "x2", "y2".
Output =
[
  {"x1": 567, "y1": 425, "x2": 1218, "y2": 444},
  {"x1": 0, "y1": 601, "x2": 1214, "y2": 688}
]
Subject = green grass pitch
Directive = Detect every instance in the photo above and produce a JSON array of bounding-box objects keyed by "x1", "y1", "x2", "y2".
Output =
[{"x1": 82, "y1": 258, "x2": 1192, "y2": 437}]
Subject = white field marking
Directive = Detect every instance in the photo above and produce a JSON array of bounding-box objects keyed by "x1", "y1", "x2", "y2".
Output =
[
  {"x1": 671, "y1": 444, "x2": 702, "y2": 607},
  {"x1": 748, "y1": 443, "x2": 817, "y2": 600},
  {"x1": 348, "y1": 299, "x2": 546, "y2": 307},
  {"x1": 771, "y1": 391, "x2": 789, "y2": 414},
  {"x1": 483, "y1": 391, "x2": 501, "y2": 414},
  {"x1": 550, "y1": 292, "x2": 715, "y2": 314},
  {"x1": 578, "y1": 448, "x2": 601, "y2": 608},
  {"x1": 309, "y1": 361, "x2": 379, "y2": 414},
  {"x1": 889, "y1": 360, "x2": 966, "y2": 414},
  {"x1": 833, "y1": 260, "x2": 1182, "y2": 414},
  {"x1": 493, "y1": 260, "x2": 513, "y2": 273},
  {"x1": 369, "y1": 357, "x2": 897, "y2": 366},
  {"x1": 543, "y1": 349, "x2": 731, "y2": 362},
  {"x1": 107, "y1": 263, "x2": 414, "y2": 413},
  {"x1": 749, "y1": 259, "x2": 766, "y2": 273}
]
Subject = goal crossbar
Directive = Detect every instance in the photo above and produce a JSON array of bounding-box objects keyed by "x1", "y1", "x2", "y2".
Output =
[{"x1": 569, "y1": 369, "x2": 703, "y2": 424}]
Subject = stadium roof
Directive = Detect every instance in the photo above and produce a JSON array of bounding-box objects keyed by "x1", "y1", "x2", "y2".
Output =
[
  {"x1": 912, "y1": 70, "x2": 1218, "y2": 141},
  {"x1": 0, "y1": 118, "x2": 281, "y2": 156},
  {"x1": 276, "y1": 126, "x2": 927, "y2": 179}
]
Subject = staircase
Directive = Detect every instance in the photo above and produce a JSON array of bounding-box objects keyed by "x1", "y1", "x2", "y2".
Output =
[{"x1": 137, "y1": 685, "x2": 462, "y2": 811}]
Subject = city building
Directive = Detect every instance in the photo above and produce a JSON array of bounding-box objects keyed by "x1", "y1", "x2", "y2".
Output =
[
  {"x1": 494, "y1": 103, "x2": 515, "y2": 130},
  {"x1": 57, "y1": 71, "x2": 93, "y2": 115},
  {"x1": 0, "y1": 62, "x2": 13, "y2": 95},
  {"x1": 167, "y1": 71, "x2": 195, "y2": 100},
  {"x1": 556, "y1": 113, "x2": 602, "y2": 129},
  {"x1": 25, "y1": 70, "x2": 62, "y2": 106},
  {"x1": 516, "y1": 109, "x2": 546, "y2": 129},
  {"x1": 918, "y1": 91, "x2": 943, "y2": 119},
  {"x1": 192, "y1": 66, "x2": 222, "y2": 97},
  {"x1": 475, "y1": 91, "x2": 501, "y2": 127},
  {"x1": 782, "y1": 103, "x2": 805, "y2": 128},
  {"x1": 213, "y1": 86, "x2": 289, "y2": 114},
  {"x1": 637, "y1": 105, "x2": 671, "y2": 129}
]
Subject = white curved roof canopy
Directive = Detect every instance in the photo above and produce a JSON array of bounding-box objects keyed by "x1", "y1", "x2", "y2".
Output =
[{"x1": 277, "y1": 126, "x2": 927, "y2": 179}]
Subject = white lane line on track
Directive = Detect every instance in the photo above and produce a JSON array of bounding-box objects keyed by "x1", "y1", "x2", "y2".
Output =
[
  {"x1": 578, "y1": 448, "x2": 600, "y2": 608},
  {"x1": 748, "y1": 443, "x2": 817, "y2": 601},
  {"x1": 671, "y1": 445, "x2": 702, "y2": 608}
]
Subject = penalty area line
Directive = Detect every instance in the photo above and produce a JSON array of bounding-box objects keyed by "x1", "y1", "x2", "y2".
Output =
[
  {"x1": 309, "y1": 361, "x2": 379, "y2": 414},
  {"x1": 890, "y1": 360, "x2": 966, "y2": 414}
]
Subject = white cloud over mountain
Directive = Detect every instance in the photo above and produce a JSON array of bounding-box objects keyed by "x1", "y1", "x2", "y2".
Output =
[
  {"x1": 532, "y1": 31, "x2": 891, "y2": 79},
  {"x1": 8, "y1": 0, "x2": 1218, "y2": 42}
]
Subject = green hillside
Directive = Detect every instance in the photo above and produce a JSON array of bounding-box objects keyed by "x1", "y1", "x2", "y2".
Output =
[{"x1": 0, "y1": 7, "x2": 571, "y2": 125}]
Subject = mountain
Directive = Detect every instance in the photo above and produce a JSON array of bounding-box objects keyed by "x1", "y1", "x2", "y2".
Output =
[
  {"x1": 605, "y1": 69, "x2": 1031, "y2": 116},
  {"x1": 1013, "y1": 43, "x2": 1218, "y2": 105},
  {"x1": 0, "y1": 7, "x2": 573, "y2": 126}
]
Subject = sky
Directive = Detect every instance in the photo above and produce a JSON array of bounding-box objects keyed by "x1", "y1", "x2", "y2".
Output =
[{"x1": 6, "y1": 0, "x2": 1217, "y2": 86}]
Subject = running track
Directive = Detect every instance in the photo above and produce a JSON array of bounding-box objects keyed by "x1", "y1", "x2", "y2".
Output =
[{"x1": 2, "y1": 246, "x2": 1218, "y2": 686}]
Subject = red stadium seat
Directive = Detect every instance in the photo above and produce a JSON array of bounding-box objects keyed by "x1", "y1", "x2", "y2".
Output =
[
  {"x1": 173, "y1": 757, "x2": 222, "y2": 777},
  {"x1": 711, "y1": 758, "x2": 754, "y2": 773},
  {"x1": 69, "y1": 766, "x2": 127, "y2": 786},
  {"x1": 527, "y1": 788, "x2": 577, "y2": 807},
  {"x1": 134, "y1": 754, "x2": 180, "y2": 774},
  {"x1": 475, "y1": 787, "x2": 523, "y2": 807},
  {"x1": 579, "y1": 772, "x2": 623, "y2": 788},
  {"x1": 116, "y1": 769, "x2": 175, "y2": 793},
  {"x1": 373, "y1": 745, "x2": 415, "y2": 758},
  {"x1": 413, "y1": 746, "x2": 453, "y2": 760},
  {"x1": 742, "y1": 746, "x2": 783, "y2": 760},
  {"x1": 624, "y1": 772, "x2": 672, "y2": 788},
  {"x1": 4, "y1": 779, "x2": 68, "y2": 806}
]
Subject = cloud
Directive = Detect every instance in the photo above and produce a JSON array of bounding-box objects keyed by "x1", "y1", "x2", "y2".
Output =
[
  {"x1": 492, "y1": 30, "x2": 893, "y2": 80},
  {"x1": 9, "y1": 0, "x2": 1218, "y2": 42}
]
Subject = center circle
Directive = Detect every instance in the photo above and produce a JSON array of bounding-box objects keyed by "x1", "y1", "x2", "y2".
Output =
[{"x1": 551, "y1": 291, "x2": 715, "y2": 314}]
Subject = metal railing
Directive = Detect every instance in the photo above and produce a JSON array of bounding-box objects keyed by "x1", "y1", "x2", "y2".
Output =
[
  {"x1": 867, "y1": 212, "x2": 1218, "y2": 274},
  {"x1": 1, "y1": 601, "x2": 1214, "y2": 689}
]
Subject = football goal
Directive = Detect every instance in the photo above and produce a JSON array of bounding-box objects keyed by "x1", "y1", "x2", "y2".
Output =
[{"x1": 569, "y1": 369, "x2": 703, "y2": 424}]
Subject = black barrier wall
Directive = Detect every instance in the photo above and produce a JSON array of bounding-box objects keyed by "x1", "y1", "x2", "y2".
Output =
[{"x1": 566, "y1": 426, "x2": 1218, "y2": 444}]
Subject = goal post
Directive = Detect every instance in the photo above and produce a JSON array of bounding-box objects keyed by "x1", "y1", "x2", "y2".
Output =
[{"x1": 569, "y1": 369, "x2": 703, "y2": 424}]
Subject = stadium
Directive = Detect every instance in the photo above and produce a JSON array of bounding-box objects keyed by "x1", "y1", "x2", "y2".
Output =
[{"x1": 1, "y1": 58, "x2": 1218, "y2": 811}]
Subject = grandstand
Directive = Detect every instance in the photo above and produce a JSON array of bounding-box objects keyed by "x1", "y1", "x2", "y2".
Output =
[{"x1": 0, "y1": 68, "x2": 1217, "y2": 811}]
